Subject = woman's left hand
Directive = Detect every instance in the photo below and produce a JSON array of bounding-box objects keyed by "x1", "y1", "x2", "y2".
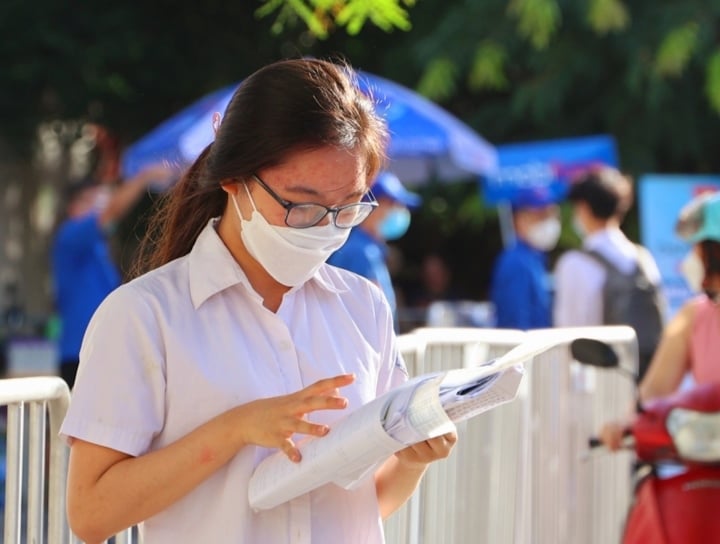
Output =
[{"x1": 394, "y1": 432, "x2": 458, "y2": 468}]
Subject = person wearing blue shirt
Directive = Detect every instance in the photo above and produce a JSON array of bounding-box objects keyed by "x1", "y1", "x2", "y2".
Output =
[
  {"x1": 51, "y1": 164, "x2": 173, "y2": 387},
  {"x1": 327, "y1": 171, "x2": 421, "y2": 321},
  {"x1": 490, "y1": 188, "x2": 562, "y2": 329}
]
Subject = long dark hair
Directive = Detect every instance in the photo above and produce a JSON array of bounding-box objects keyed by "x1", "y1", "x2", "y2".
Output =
[
  {"x1": 131, "y1": 58, "x2": 388, "y2": 278},
  {"x1": 701, "y1": 240, "x2": 720, "y2": 285}
]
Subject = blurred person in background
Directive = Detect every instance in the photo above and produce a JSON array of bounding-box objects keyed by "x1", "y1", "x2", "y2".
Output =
[
  {"x1": 600, "y1": 191, "x2": 720, "y2": 449},
  {"x1": 553, "y1": 167, "x2": 664, "y2": 380},
  {"x1": 328, "y1": 170, "x2": 421, "y2": 324},
  {"x1": 414, "y1": 252, "x2": 459, "y2": 307},
  {"x1": 490, "y1": 187, "x2": 562, "y2": 329},
  {"x1": 51, "y1": 163, "x2": 173, "y2": 388}
]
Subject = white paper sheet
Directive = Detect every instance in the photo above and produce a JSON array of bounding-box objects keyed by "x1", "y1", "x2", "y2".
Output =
[{"x1": 248, "y1": 333, "x2": 567, "y2": 511}]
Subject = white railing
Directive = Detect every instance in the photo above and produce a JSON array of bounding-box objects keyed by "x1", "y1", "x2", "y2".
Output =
[
  {"x1": 0, "y1": 377, "x2": 70, "y2": 544},
  {"x1": 3, "y1": 326, "x2": 636, "y2": 544},
  {"x1": 519, "y1": 327, "x2": 636, "y2": 544},
  {"x1": 385, "y1": 325, "x2": 636, "y2": 544},
  {"x1": 0, "y1": 377, "x2": 139, "y2": 544}
]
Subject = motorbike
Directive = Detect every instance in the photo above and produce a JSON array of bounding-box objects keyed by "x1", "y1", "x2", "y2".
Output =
[{"x1": 570, "y1": 338, "x2": 720, "y2": 544}]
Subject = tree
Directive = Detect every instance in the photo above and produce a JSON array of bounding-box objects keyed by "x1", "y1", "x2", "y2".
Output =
[
  {"x1": 390, "y1": 0, "x2": 720, "y2": 175},
  {"x1": 6, "y1": 0, "x2": 720, "y2": 312},
  {"x1": 262, "y1": 0, "x2": 720, "y2": 175}
]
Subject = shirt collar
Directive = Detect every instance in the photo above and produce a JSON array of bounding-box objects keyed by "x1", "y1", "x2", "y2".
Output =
[
  {"x1": 584, "y1": 226, "x2": 624, "y2": 251},
  {"x1": 188, "y1": 219, "x2": 346, "y2": 309}
]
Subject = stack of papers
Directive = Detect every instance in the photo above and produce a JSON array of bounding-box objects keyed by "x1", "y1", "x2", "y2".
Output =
[{"x1": 248, "y1": 335, "x2": 562, "y2": 510}]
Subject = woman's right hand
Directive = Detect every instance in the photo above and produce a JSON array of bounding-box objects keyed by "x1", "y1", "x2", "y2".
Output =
[
  {"x1": 235, "y1": 373, "x2": 355, "y2": 462},
  {"x1": 598, "y1": 420, "x2": 627, "y2": 451}
]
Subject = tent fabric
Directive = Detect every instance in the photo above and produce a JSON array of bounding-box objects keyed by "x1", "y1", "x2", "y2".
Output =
[{"x1": 121, "y1": 72, "x2": 498, "y2": 185}]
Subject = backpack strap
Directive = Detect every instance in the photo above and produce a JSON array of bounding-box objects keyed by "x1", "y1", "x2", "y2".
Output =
[
  {"x1": 580, "y1": 247, "x2": 649, "y2": 280},
  {"x1": 633, "y1": 244, "x2": 656, "y2": 279},
  {"x1": 579, "y1": 248, "x2": 623, "y2": 274}
]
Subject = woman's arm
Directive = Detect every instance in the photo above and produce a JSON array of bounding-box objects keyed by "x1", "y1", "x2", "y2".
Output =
[
  {"x1": 599, "y1": 300, "x2": 696, "y2": 450},
  {"x1": 638, "y1": 300, "x2": 695, "y2": 402},
  {"x1": 374, "y1": 432, "x2": 457, "y2": 520},
  {"x1": 98, "y1": 164, "x2": 174, "y2": 229},
  {"x1": 67, "y1": 374, "x2": 354, "y2": 544}
]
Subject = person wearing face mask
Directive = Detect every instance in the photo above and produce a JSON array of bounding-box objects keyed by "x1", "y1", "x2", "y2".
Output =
[
  {"x1": 598, "y1": 191, "x2": 720, "y2": 450},
  {"x1": 553, "y1": 166, "x2": 664, "y2": 380},
  {"x1": 59, "y1": 59, "x2": 456, "y2": 544},
  {"x1": 489, "y1": 187, "x2": 562, "y2": 329},
  {"x1": 327, "y1": 170, "x2": 421, "y2": 322},
  {"x1": 50, "y1": 162, "x2": 174, "y2": 389}
]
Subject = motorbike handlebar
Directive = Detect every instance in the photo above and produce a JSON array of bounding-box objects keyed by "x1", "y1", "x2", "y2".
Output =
[{"x1": 588, "y1": 429, "x2": 633, "y2": 451}]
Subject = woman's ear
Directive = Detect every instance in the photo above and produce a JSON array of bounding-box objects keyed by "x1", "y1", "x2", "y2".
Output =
[{"x1": 220, "y1": 180, "x2": 241, "y2": 196}]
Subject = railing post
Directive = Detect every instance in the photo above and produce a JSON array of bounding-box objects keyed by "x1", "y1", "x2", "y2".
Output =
[{"x1": 27, "y1": 401, "x2": 47, "y2": 543}]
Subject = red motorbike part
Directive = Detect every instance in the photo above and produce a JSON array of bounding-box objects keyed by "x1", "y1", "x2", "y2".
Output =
[
  {"x1": 632, "y1": 383, "x2": 720, "y2": 465},
  {"x1": 623, "y1": 467, "x2": 720, "y2": 544}
]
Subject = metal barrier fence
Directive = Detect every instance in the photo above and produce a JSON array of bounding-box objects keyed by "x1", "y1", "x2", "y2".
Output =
[
  {"x1": 519, "y1": 326, "x2": 636, "y2": 544},
  {"x1": 0, "y1": 377, "x2": 70, "y2": 544},
  {"x1": 2, "y1": 326, "x2": 636, "y2": 543},
  {"x1": 386, "y1": 327, "x2": 528, "y2": 544},
  {"x1": 385, "y1": 325, "x2": 637, "y2": 544},
  {"x1": 0, "y1": 377, "x2": 140, "y2": 544}
]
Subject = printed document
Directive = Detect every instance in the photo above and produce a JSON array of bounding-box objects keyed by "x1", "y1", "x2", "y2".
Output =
[{"x1": 248, "y1": 334, "x2": 562, "y2": 510}]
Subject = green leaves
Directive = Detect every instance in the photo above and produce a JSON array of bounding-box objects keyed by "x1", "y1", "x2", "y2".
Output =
[
  {"x1": 256, "y1": 0, "x2": 330, "y2": 38},
  {"x1": 469, "y1": 42, "x2": 509, "y2": 92},
  {"x1": 417, "y1": 58, "x2": 458, "y2": 101},
  {"x1": 507, "y1": 0, "x2": 561, "y2": 49},
  {"x1": 587, "y1": 0, "x2": 630, "y2": 35},
  {"x1": 336, "y1": 0, "x2": 415, "y2": 34},
  {"x1": 705, "y1": 50, "x2": 720, "y2": 114},
  {"x1": 255, "y1": 0, "x2": 415, "y2": 38},
  {"x1": 654, "y1": 22, "x2": 699, "y2": 77}
]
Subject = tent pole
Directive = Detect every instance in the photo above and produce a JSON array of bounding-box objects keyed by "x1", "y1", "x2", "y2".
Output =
[{"x1": 497, "y1": 201, "x2": 516, "y2": 248}]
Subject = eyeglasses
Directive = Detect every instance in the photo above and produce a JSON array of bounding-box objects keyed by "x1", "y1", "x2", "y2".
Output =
[{"x1": 250, "y1": 174, "x2": 378, "y2": 229}]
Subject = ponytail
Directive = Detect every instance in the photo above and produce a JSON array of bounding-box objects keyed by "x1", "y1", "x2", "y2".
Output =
[{"x1": 131, "y1": 144, "x2": 226, "y2": 278}]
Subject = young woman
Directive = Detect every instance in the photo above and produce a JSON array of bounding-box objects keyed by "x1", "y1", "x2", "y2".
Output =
[
  {"x1": 61, "y1": 58, "x2": 457, "y2": 544},
  {"x1": 600, "y1": 191, "x2": 720, "y2": 449}
]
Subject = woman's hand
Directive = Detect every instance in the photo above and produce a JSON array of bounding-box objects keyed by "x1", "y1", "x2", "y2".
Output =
[
  {"x1": 598, "y1": 420, "x2": 627, "y2": 451},
  {"x1": 235, "y1": 373, "x2": 355, "y2": 462},
  {"x1": 374, "y1": 431, "x2": 458, "y2": 518},
  {"x1": 395, "y1": 432, "x2": 458, "y2": 469}
]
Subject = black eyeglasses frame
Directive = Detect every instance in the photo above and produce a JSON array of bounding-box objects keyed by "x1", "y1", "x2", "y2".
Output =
[{"x1": 248, "y1": 173, "x2": 378, "y2": 229}]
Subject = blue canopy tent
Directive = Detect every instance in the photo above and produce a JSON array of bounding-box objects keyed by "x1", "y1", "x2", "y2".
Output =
[
  {"x1": 480, "y1": 134, "x2": 619, "y2": 245},
  {"x1": 121, "y1": 72, "x2": 498, "y2": 186}
]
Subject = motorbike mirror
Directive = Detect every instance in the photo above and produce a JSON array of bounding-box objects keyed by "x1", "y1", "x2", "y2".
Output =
[{"x1": 570, "y1": 338, "x2": 620, "y2": 369}]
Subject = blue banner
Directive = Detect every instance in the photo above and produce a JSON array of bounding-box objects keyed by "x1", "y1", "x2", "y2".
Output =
[
  {"x1": 638, "y1": 174, "x2": 720, "y2": 318},
  {"x1": 482, "y1": 134, "x2": 618, "y2": 206}
]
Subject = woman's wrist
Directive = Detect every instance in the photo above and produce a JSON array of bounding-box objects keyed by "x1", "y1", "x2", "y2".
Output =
[{"x1": 393, "y1": 451, "x2": 430, "y2": 473}]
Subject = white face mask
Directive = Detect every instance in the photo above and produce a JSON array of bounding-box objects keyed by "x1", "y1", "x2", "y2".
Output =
[
  {"x1": 525, "y1": 217, "x2": 561, "y2": 251},
  {"x1": 681, "y1": 250, "x2": 705, "y2": 293},
  {"x1": 231, "y1": 185, "x2": 350, "y2": 287}
]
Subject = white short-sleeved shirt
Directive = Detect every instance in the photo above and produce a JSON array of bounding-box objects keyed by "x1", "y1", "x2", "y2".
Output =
[
  {"x1": 60, "y1": 220, "x2": 408, "y2": 544},
  {"x1": 553, "y1": 227, "x2": 662, "y2": 326}
]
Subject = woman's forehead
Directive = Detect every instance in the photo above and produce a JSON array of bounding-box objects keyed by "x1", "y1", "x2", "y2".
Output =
[{"x1": 264, "y1": 147, "x2": 370, "y2": 197}]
